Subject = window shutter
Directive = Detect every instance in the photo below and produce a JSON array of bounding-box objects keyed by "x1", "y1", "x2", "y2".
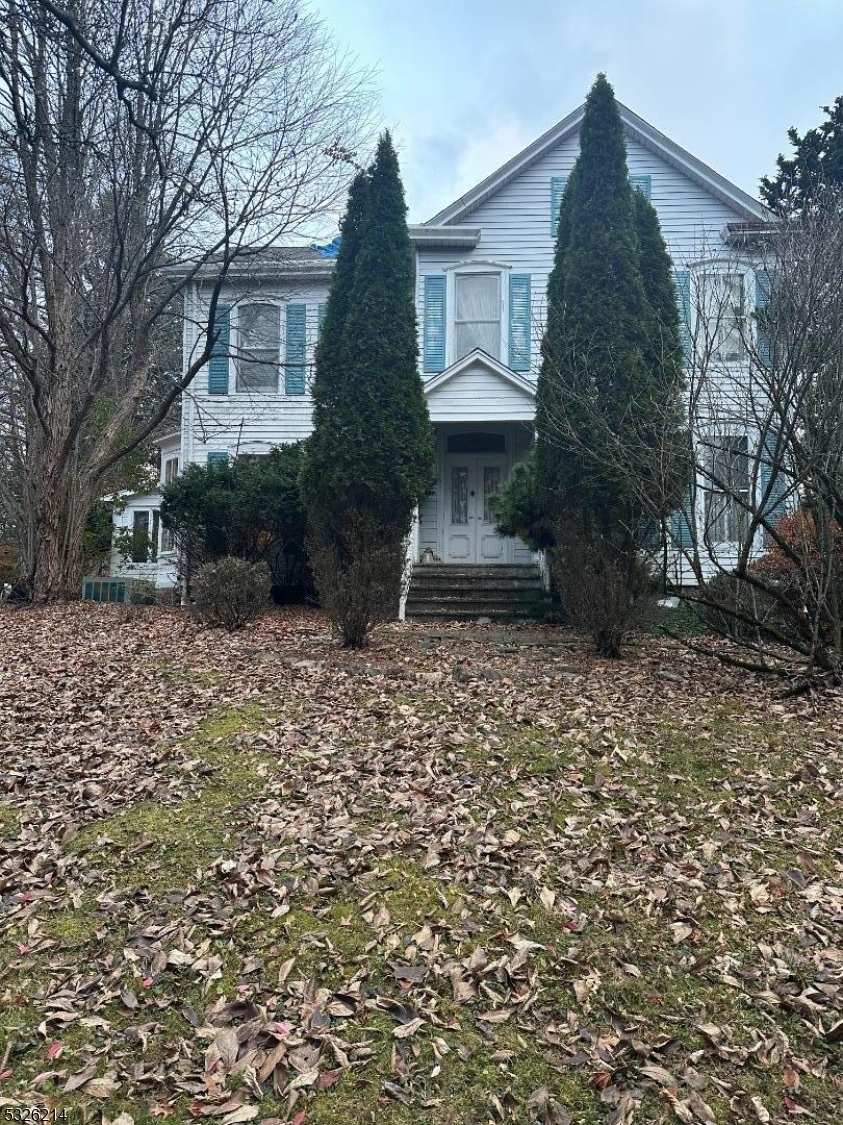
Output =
[
  {"x1": 423, "y1": 275, "x2": 446, "y2": 372},
  {"x1": 508, "y1": 274, "x2": 531, "y2": 372},
  {"x1": 207, "y1": 451, "x2": 229, "y2": 469},
  {"x1": 759, "y1": 434, "x2": 788, "y2": 527},
  {"x1": 630, "y1": 174, "x2": 652, "y2": 200},
  {"x1": 285, "y1": 303, "x2": 307, "y2": 395},
  {"x1": 673, "y1": 270, "x2": 692, "y2": 365},
  {"x1": 208, "y1": 305, "x2": 230, "y2": 395},
  {"x1": 550, "y1": 176, "x2": 567, "y2": 235},
  {"x1": 669, "y1": 489, "x2": 695, "y2": 549},
  {"x1": 755, "y1": 269, "x2": 773, "y2": 367},
  {"x1": 317, "y1": 302, "x2": 327, "y2": 335}
]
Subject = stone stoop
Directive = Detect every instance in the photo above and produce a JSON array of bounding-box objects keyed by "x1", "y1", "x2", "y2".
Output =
[{"x1": 405, "y1": 563, "x2": 543, "y2": 622}]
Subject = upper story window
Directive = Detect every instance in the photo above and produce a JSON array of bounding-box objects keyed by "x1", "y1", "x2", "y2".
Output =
[
  {"x1": 237, "y1": 303, "x2": 279, "y2": 392},
  {"x1": 701, "y1": 272, "x2": 745, "y2": 362},
  {"x1": 455, "y1": 273, "x2": 501, "y2": 361},
  {"x1": 163, "y1": 456, "x2": 179, "y2": 485}
]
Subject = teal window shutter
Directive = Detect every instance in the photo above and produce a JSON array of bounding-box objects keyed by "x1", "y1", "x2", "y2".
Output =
[
  {"x1": 550, "y1": 176, "x2": 567, "y2": 235},
  {"x1": 285, "y1": 302, "x2": 307, "y2": 395},
  {"x1": 423, "y1": 275, "x2": 446, "y2": 372},
  {"x1": 760, "y1": 434, "x2": 787, "y2": 527},
  {"x1": 508, "y1": 274, "x2": 531, "y2": 372},
  {"x1": 207, "y1": 451, "x2": 229, "y2": 469},
  {"x1": 317, "y1": 302, "x2": 327, "y2": 336},
  {"x1": 630, "y1": 174, "x2": 652, "y2": 200},
  {"x1": 208, "y1": 305, "x2": 230, "y2": 395},
  {"x1": 669, "y1": 489, "x2": 695, "y2": 549},
  {"x1": 755, "y1": 269, "x2": 773, "y2": 367},
  {"x1": 673, "y1": 270, "x2": 692, "y2": 365}
]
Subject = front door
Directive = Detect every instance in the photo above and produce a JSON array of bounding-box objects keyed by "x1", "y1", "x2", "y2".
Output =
[{"x1": 444, "y1": 456, "x2": 507, "y2": 563}]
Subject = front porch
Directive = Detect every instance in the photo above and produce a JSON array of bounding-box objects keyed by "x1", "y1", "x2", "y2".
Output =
[{"x1": 413, "y1": 349, "x2": 538, "y2": 567}]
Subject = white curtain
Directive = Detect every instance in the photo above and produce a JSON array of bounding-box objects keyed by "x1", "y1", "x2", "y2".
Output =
[{"x1": 455, "y1": 274, "x2": 500, "y2": 360}]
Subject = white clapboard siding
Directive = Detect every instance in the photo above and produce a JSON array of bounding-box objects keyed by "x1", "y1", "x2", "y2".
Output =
[
  {"x1": 426, "y1": 365, "x2": 536, "y2": 424},
  {"x1": 416, "y1": 131, "x2": 752, "y2": 382},
  {"x1": 183, "y1": 280, "x2": 330, "y2": 465}
]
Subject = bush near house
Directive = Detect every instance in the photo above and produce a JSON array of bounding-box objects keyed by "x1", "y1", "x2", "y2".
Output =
[
  {"x1": 192, "y1": 557, "x2": 271, "y2": 631},
  {"x1": 161, "y1": 443, "x2": 312, "y2": 603}
]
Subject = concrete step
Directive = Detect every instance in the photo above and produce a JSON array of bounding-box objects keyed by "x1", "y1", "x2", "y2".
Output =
[
  {"x1": 406, "y1": 589, "x2": 538, "y2": 606},
  {"x1": 406, "y1": 604, "x2": 536, "y2": 621},
  {"x1": 410, "y1": 576, "x2": 542, "y2": 592},
  {"x1": 414, "y1": 565, "x2": 539, "y2": 579}
]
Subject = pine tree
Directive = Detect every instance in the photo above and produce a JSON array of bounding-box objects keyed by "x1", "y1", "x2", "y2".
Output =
[
  {"x1": 761, "y1": 96, "x2": 843, "y2": 214},
  {"x1": 302, "y1": 133, "x2": 435, "y2": 647}
]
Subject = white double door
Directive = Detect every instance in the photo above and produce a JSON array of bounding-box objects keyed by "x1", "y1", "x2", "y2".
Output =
[{"x1": 444, "y1": 455, "x2": 507, "y2": 563}]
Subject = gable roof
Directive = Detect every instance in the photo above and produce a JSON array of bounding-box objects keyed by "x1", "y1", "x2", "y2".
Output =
[
  {"x1": 427, "y1": 101, "x2": 768, "y2": 227},
  {"x1": 423, "y1": 349, "x2": 536, "y2": 399}
]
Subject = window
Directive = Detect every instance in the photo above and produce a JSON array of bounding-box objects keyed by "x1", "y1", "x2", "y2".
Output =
[
  {"x1": 455, "y1": 273, "x2": 501, "y2": 361},
  {"x1": 705, "y1": 435, "x2": 750, "y2": 544},
  {"x1": 163, "y1": 456, "x2": 179, "y2": 485},
  {"x1": 702, "y1": 272, "x2": 745, "y2": 361},
  {"x1": 131, "y1": 510, "x2": 158, "y2": 563},
  {"x1": 446, "y1": 432, "x2": 506, "y2": 454},
  {"x1": 237, "y1": 303, "x2": 280, "y2": 392}
]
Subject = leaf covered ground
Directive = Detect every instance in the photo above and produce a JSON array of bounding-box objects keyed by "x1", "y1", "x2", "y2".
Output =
[{"x1": 0, "y1": 605, "x2": 841, "y2": 1125}]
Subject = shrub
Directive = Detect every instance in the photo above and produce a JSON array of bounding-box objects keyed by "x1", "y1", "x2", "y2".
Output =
[
  {"x1": 694, "y1": 571, "x2": 790, "y2": 643},
  {"x1": 490, "y1": 454, "x2": 556, "y2": 551},
  {"x1": 161, "y1": 443, "x2": 312, "y2": 602},
  {"x1": 307, "y1": 511, "x2": 405, "y2": 649},
  {"x1": 550, "y1": 524, "x2": 655, "y2": 657},
  {"x1": 192, "y1": 558, "x2": 270, "y2": 632}
]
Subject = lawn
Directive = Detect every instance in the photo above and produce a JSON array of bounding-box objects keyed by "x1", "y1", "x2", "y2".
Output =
[{"x1": 0, "y1": 605, "x2": 840, "y2": 1125}]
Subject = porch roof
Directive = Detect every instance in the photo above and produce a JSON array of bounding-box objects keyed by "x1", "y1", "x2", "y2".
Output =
[{"x1": 423, "y1": 350, "x2": 536, "y2": 424}]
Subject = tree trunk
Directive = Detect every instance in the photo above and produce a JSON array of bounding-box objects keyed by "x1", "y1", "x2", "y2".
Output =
[{"x1": 29, "y1": 460, "x2": 89, "y2": 603}]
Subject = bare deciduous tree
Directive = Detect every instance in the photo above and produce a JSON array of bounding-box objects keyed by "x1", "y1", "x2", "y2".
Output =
[{"x1": 0, "y1": 0, "x2": 372, "y2": 600}]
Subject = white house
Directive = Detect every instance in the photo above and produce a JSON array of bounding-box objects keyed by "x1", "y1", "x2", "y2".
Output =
[{"x1": 106, "y1": 100, "x2": 772, "y2": 606}]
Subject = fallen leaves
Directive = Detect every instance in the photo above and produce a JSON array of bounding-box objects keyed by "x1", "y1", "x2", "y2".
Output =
[{"x1": 0, "y1": 605, "x2": 841, "y2": 1122}]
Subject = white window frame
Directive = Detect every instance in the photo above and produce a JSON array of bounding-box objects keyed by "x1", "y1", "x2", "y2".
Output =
[
  {"x1": 444, "y1": 260, "x2": 511, "y2": 367},
  {"x1": 163, "y1": 455, "x2": 179, "y2": 486},
  {"x1": 233, "y1": 301, "x2": 282, "y2": 394},
  {"x1": 703, "y1": 433, "x2": 751, "y2": 546},
  {"x1": 694, "y1": 262, "x2": 749, "y2": 364}
]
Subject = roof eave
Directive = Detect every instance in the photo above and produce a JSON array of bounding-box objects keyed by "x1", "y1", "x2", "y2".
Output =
[{"x1": 409, "y1": 224, "x2": 481, "y2": 249}]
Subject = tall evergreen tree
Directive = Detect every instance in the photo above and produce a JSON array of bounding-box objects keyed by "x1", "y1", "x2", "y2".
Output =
[
  {"x1": 761, "y1": 96, "x2": 843, "y2": 214},
  {"x1": 301, "y1": 133, "x2": 435, "y2": 647},
  {"x1": 532, "y1": 74, "x2": 687, "y2": 654},
  {"x1": 535, "y1": 73, "x2": 654, "y2": 527}
]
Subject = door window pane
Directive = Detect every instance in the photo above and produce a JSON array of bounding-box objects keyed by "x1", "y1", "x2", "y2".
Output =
[
  {"x1": 455, "y1": 274, "x2": 501, "y2": 360},
  {"x1": 237, "y1": 303, "x2": 280, "y2": 391},
  {"x1": 451, "y1": 467, "x2": 468, "y2": 525},
  {"x1": 483, "y1": 466, "x2": 502, "y2": 523}
]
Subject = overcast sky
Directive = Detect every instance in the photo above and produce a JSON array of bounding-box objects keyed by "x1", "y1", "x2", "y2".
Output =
[{"x1": 311, "y1": 0, "x2": 843, "y2": 224}]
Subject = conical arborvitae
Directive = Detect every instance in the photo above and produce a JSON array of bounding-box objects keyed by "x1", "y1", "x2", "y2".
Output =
[
  {"x1": 301, "y1": 133, "x2": 435, "y2": 646},
  {"x1": 534, "y1": 73, "x2": 654, "y2": 527}
]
